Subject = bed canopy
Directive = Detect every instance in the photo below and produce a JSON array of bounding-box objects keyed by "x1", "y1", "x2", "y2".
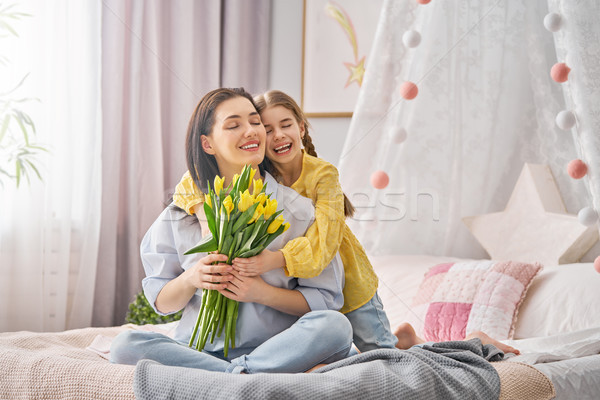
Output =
[{"x1": 338, "y1": 0, "x2": 600, "y2": 261}]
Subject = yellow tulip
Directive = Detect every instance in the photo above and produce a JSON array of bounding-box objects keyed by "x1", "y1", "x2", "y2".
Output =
[
  {"x1": 282, "y1": 222, "x2": 290, "y2": 232},
  {"x1": 252, "y1": 178, "x2": 263, "y2": 196},
  {"x1": 267, "y1": 215, "x2": 285, "y2": 234},
  {"x1": 248, "y1": 203, "x2": 264, "y2": 224},
  {"x1": 204, "y1": 193, "x2": 212, "y2": 209},
  {"x1": 238, "y1": 190, "x2": 254, "y2": 212},
  {"x1": 232, "y1": 173, "x2": 239, "y2": 187},
  {"x1": 255, "y1": 192, "x2": 267, "y2": 206},
  {"x1": 248, "y1": 168, "x2": 256, "y2": 186},
  {"x1": 214, "y1": 175, "x2": 225, "y2": 196},
  {"x1": 223, "y1": 195, "x2": 234, "y2": 217},
  {"x1": 263, "y1": 198, "x2": 278, "y2": 219}
]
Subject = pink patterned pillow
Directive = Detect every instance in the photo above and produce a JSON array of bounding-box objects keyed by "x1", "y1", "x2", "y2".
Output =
[{"x1": 410, "y1": 260, "x2": 542, "y2": 341}]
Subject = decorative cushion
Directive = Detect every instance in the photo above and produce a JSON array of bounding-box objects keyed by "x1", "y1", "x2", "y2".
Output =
[{"x1": 410, "y1": 260, "x2": 542, "y2": 341}]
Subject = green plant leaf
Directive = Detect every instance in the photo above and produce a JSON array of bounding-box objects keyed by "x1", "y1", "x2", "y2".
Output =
[
  {"x1": 231, "y1": 202, "x2": 259, "y2": 234},
  {"x1": 125, "y1": 291, "x2": 182, "y2": 325},
  {"x1": 24, "y1": 159, "x2": 41, "y2": 180},
  {"x1": 203, "y1": 201, "x2": 217, "y2": 238},
  {"x1": 0, "y1": 113, "x2": 10, "y2": 143},
  {"x1": 184, "y1": 234, "x2": 218, "y2": 255},
  {"x1": 13, "y1": 110, "x2": 29, "y2": 144},
  {"x1": 15, "y1": 159, "x2": 21, "y2": 187}
]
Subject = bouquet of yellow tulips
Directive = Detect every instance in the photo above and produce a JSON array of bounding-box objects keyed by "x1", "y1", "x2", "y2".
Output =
[{"x1": 184, "y1": 165, "x2": 290, "y2": 357}]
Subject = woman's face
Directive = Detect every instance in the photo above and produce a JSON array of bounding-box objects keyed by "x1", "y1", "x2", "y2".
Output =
[
  {"x1": 261, "y1": 105, "x2": 304, "y2": 166},
  {"x1": 202, "y1": 96, "x2": 266, "y2": 178}
]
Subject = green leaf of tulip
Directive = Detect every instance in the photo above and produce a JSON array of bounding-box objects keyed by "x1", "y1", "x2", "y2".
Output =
[{"x1": 184, "y1": 234, "x2": 218, "y2": 254}]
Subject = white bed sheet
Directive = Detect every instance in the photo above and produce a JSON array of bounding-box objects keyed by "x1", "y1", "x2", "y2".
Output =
[
  {"x1": 532, "y1": 355, "x2": 600, "y2": 400},
  {"x1": 502, "y1": 327, "x2": 600, "y2": 400}
]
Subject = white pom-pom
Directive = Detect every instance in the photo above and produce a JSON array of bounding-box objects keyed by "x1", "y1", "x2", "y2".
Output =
[
  {"x1": 544, "y1": 12, "x2": 562, "y2": 32},
  {"x1": 555, "y1": 110, "x2": 576, "y2": 130},
  {"x1": 578, "y1": 207, "x2": 598, "y2": 227},
  {"x1": 393, "y1": 127, "x2": 408, "y2": 143},
  {"x1": 402, "y1": 30, "x2": 421, "y2": 48}
]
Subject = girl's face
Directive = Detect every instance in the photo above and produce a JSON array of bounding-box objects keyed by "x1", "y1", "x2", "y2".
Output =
[
  {"x1": 261, "y1": 105, "x2": 305, "y2": 166},
  {"x1": 202, "y1": 96, "x2": 266, "y2": 179}
]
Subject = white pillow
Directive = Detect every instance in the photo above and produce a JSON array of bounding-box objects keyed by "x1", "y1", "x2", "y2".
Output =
[{"x1": 512, "y1": 262, "x2": 600, "y2": 339}]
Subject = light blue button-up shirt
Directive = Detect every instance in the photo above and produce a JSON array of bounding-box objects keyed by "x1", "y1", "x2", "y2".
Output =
[{"x1": 140, "y1": 172, "x2": 345, "y2": 358}]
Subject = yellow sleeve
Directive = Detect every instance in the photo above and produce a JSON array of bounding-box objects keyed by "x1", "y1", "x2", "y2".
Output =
[
  {"x1": 281, "y1": 164, "x2": 346, "y2": 278},
  {"x1": 172, "y1": 170, "x2": 204, "y2": 215}
]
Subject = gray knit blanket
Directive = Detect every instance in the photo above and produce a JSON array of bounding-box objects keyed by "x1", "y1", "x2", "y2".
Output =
[{"x1": 133, "y1": 339, "x2": 503, "y2": 400}]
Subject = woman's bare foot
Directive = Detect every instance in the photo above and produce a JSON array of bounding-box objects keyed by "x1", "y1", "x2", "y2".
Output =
[
  {"x1": 393, "y1": 322, "x2": 425, "y2": 350},
  {"x1": 466, "y1": 331, "x2": 520, "y2": 355}
]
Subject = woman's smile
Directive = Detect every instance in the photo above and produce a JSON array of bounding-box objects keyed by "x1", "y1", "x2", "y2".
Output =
[{"x1": 240, "y1": 140, "x2": 261, "y2": 152}]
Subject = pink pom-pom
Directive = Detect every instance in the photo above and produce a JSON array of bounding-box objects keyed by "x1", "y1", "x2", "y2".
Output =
[
  {"x1": 400, "y1": 81, "x2": 419, "y2": 100},
  {"x1": 370, "y1": 170, "x2": 390, "y2": 189},
  {"x1": 417, "y1": 0, "x2": 431, "y2": 4},
  {"x1": 567, "y1": 159, "x2": 588, "y2": 179},
  {"x1": 551, "y1": 63, "x2": 571, "y2": 82},
  {"x1": 594, "y1": 256, "x2": 600, "y2": 274}
]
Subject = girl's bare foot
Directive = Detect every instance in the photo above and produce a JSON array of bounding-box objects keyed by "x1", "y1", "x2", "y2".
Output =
[
  {"x1": 466, "y1": 331, "x2": 520, "y2": 355},
  {"x1": 393, "y1": 322, "x2": 425, "y2": 350}
]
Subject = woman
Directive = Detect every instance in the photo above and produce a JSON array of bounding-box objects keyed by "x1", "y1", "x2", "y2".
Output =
[{"x1": 110, "y1": 88, "x2": 352, "y2": 374}]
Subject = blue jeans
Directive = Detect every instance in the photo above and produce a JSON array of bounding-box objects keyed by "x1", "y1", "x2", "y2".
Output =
[
  {"x1": 110, "y1": 310, "x2": 352, "y2": 374},
  {"x1": 344, "y1": 292, "x2": 398, "y2": 352}
]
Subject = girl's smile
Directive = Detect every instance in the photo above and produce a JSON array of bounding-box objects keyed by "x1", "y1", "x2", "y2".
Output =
[{"x1": 262, "y1": 105, "x2": 304, "y2": 165}]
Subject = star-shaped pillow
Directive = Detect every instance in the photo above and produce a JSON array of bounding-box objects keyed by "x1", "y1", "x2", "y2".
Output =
[{"x1": 463, "y1": 163, "x2": 598, "y2": 266}]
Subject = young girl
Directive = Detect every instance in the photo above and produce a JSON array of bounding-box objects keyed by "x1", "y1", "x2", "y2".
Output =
[
  {"x1": 110, "y1": 88, "x2": 353, "y2": 374},
  {"x1": 174, "y1": 90, "x2": 398, "y2": 352}
]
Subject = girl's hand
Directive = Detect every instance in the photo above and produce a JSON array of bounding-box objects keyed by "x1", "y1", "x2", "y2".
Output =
[
  {"x1": 185, "y1": 253, "x2": 234, "y2": 290},
  {"x1": 232, "y1": 249, "x2": 285, "y2": 276},
  {"x1": 218, "y1": 270, "x2": 267, "y2": 303}
]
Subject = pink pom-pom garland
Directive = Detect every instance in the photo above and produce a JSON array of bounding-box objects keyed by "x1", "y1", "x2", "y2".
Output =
[
  {"x1": 567, "y1": 159, "x2": 588, "y2": 179},
  {"x1": 594, "y1": 256, "x2": 600, "y2": 274},
  {"x1": 400, "y1": 81, "x2": 419, "y2": 100},
  {"x1": 551, "y1": 62, "x2": 571, "y2": 82},
  {"x1": 417, "y1": 0, "x2": 431, "y2": 4},
  {"x1": 370, "y1": 170, "x2": 390, "y2": 189}
]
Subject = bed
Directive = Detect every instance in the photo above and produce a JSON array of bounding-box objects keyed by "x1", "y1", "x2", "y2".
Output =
[{"x1": 1, "y1": 254, "x2": 598, "y2": 399}]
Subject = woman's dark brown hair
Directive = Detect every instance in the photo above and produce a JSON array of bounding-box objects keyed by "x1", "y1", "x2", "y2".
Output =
[
  {"x1": 185, "y1": 87, "x2": 264, "y2": 193},
  {"x1": 254, "y1": 90, "x2": 355, "y2": 217}
]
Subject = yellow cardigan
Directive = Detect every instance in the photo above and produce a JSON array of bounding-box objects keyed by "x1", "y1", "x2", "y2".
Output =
[{"x1": 172, "y1": 154, "x2": 378, "y2": 313}]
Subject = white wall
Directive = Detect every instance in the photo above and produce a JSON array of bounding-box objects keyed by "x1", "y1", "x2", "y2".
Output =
[{"x1": 268, "y1": 0, "x2": 351, "y2": 167}]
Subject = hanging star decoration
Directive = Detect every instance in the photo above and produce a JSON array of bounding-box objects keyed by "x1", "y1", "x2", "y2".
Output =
[
  {"x1": 462, "y1": 163, "x2": 598, "y2": 266},
  {"x1": 326, "y1": 2, "x2": 366, "y2": 88}
]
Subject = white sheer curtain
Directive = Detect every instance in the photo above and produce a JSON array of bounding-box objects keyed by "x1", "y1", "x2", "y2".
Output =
[
  {"x1": 94, "y1": 0, "x2": 271, "y2": 327},
  {"x1": 548, "y1": 0, "x2": 600, "y2": 238},
  {"x1": 338, "y1": 0, "x2": 597, "y2": 259},
  {"x1": 0, "y1": 1, "x2": 102, "y2": 331}
]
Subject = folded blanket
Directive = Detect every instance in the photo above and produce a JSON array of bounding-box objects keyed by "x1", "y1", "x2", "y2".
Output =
[{"x1": 134, "y1": 339, "x2": 503, "y2": 400}]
